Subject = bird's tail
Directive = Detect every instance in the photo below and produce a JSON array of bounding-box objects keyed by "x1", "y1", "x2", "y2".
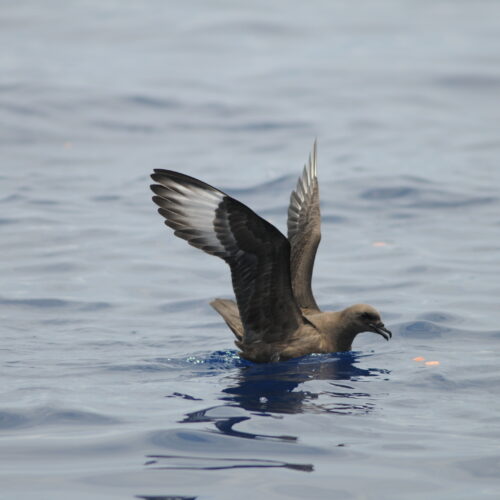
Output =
[{"x1": 210, "y1": 298, "x2": 244, "y2": 346}]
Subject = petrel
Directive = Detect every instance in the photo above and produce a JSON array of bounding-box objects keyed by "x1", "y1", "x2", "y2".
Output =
[{"x1": 150, "y1": 142, "x2": 391, "y2": 363}]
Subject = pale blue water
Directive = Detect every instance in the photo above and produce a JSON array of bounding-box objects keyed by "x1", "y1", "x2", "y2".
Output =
[{"x1": 1, "y1": 1, "x2": 500, "y2": 499}]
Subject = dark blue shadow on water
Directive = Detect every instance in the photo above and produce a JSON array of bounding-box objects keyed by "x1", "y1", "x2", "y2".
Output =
[
  {"x1": 220, "y1": 350, "x2": 385, "y2": 414},
  {"x1": 176, "y1": 351, "x2": 387, "y2": 439}
]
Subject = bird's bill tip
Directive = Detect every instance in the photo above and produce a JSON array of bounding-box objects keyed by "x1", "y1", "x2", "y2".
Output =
[{"x1": 370, "y1": 323, "x2": 392, "y2": 341}]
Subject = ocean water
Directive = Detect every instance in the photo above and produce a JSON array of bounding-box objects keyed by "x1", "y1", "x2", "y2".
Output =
[{"x1": 1, "y1": 1, "x2": 500, "y2": 499}]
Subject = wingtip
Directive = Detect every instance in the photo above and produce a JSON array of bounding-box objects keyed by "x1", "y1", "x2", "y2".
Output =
[
  {"x1": 304, "y1": 140, "x2": 318, "y2": 183},
  {"x1": 150, "y1": 172, "x2": 164, "y2": 183},
  {"x1": 312, "y1": 139, "x2": 317, "y2": 177}
]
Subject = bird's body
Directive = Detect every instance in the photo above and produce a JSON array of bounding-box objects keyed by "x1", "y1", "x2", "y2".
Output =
[{"x1": 151, "y1": 142, "x2": 391, "y2": 363}]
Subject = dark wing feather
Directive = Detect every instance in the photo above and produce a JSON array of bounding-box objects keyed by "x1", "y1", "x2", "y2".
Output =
[
  {"x1": 151, "y1": 169, "x2": 303, "y2": 345},
  {"x1": 287, "y1": 141, "x2": 321, "y2": 311}
]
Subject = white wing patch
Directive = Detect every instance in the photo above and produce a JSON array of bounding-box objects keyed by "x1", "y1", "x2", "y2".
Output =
[{"x1": 151, "y1": 171, "x2": 228, "y2": 257}]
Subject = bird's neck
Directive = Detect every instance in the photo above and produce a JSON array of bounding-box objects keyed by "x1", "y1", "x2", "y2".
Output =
[{"x1": 304, "y1": 310, "x2": 358, "y2": 352}]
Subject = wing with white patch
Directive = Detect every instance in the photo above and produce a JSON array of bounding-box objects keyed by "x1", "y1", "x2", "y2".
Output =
[
  {"x1": 287, "y1": 141, "x2": 321, "y2": 311},
  {"x1": 151, "y1": 169, "x2": 304, "y2": 345}
]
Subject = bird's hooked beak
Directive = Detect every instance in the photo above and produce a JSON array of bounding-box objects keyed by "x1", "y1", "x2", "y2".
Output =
[{"x1": 370, "y1": 322, "x2": 392, "y2": 341}]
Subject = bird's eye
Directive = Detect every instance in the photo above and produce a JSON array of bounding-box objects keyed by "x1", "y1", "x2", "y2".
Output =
[{"x1": 360, "y1": 312, "x2": 375, "y2": 321}]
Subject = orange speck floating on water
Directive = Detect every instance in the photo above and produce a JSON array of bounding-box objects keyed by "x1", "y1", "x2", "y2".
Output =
[
  {"x1": 425, "y1": 361, "x2": 440, "y2": 366},
  {"x1": 413, "y1": 356, "x2": 425, "y2": 362},
  {"x1": 372, "y1": 241, "x2": 389, "y2": 247}
]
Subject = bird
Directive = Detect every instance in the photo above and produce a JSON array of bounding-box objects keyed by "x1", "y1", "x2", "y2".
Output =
[{"x1": 150, "y1": 142, "x2": 392, "y2": 363}]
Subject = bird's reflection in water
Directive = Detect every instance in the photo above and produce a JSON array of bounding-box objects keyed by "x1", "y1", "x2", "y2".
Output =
[
  {"x1": 178, "y1": 352, "x2": 387, "y2": 440},
  {"x1": 145, "y1": 352, "x2": 387, "y2": 476},
  {"x1": 145, "y1": 454, "x2": 313, "y2": 472},
  {"x1": 222, "y1": 351, "x2": 386, "y2": 414},
  {"x1": 144, "y1": 403, "x2": 314, "y2": 472},
  {"x1": 180, "y1": 405, "x2": 296, "y2": 441}
]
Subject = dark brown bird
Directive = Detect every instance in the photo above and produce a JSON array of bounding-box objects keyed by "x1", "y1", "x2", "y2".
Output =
[{"x1": 150, "y1": 142, "x2": 391, "y2": 363}]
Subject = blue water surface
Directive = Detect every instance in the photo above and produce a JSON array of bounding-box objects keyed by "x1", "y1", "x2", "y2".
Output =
[{"x1": 1, "y1": 1, "x2": 500, "y2": 499}]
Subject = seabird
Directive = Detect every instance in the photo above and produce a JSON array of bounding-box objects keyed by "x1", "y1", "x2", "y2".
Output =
[{"x1": 150, "y1": 142, "x2": 392, "y2": 363}]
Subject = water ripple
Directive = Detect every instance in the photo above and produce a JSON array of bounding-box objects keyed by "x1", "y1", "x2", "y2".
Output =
[
  {"x1": 0, "y1": 296, "x2": 112, "y2": 311},
  {"x1": 397, "y1": 320, "x2": 450, "y2": 338},
  {"x1": 144, "y1": 453, "x2": 313, "y2": 472},
  {"x1": 360, "y1": 185, "x2": 497, "y2": 209},
  {"x1": 0, "y1": 407, "x2": 117, "y2": 430}
]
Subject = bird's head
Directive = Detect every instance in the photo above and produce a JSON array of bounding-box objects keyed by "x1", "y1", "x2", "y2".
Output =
[{"x1": 341, "y1": 304, "x2": 392, "y2": 341}]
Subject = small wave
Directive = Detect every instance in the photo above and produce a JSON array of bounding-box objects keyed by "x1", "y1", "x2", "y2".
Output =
[
  {"x1": 158, "y1": 299, "x2": 209, "y2": 314},
  {"x1": 125, "y1": 94, "x2": 180, "y2": 109},
  {"x1": 397, "y1": 320, "x2": 450, "y2": 338},
  {"x1": 226, "y1": 174, "x2": 295, "y2": 196},
  {"x1": 0, "y1": 193, "x2": 26, "y2": 203},
  {"x1": 435, "y1": 74, "x2": 500, "y2": 91},
  {"x1": 360, "y1": 184, "x2": 496, "y2": 209},
  {"x1": 362, "y1": 186, "x2": 418, "y2": 200},
  {"x1": 416, "y1": 311, "x2": 463, "y2": 324},
  {"x1": 91, "y1": 195, "x2": 122, "y2": 202},
  {"x1": 0, "y1": 102, "x2": 48, "y2": 117},
  {"x1": 226, "y1": 120, "x2": 308, "y2": 132},
  {"x1": 456, "y1": 455, "x2": 500, "y2": 479},
  {"x1": 396, "y1": 320, "x2": 489, "y2": 341},
  {"x1": 28, "y1": 198, "x2": 60, "y2": 206},
  {"x1": 91, "y1": 120, "x2": 159, "y2": 134},
  {"x1": 0, "y1": 407, "x2": 117, "y2": 430},
  {"x1": 0, "y1": 217, "x2": 16, "y2": 225},
  {"x1": 0, "y1": 296, "x2": 112, "y2": 311}
]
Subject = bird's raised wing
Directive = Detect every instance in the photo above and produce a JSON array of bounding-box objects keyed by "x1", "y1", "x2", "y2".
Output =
[
  {"x1": 151, "y1": 170, "x2": 304, "y2": 345},
  {"x1": 287, "y1": 141, "x2": 321, "y2": 312}
]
